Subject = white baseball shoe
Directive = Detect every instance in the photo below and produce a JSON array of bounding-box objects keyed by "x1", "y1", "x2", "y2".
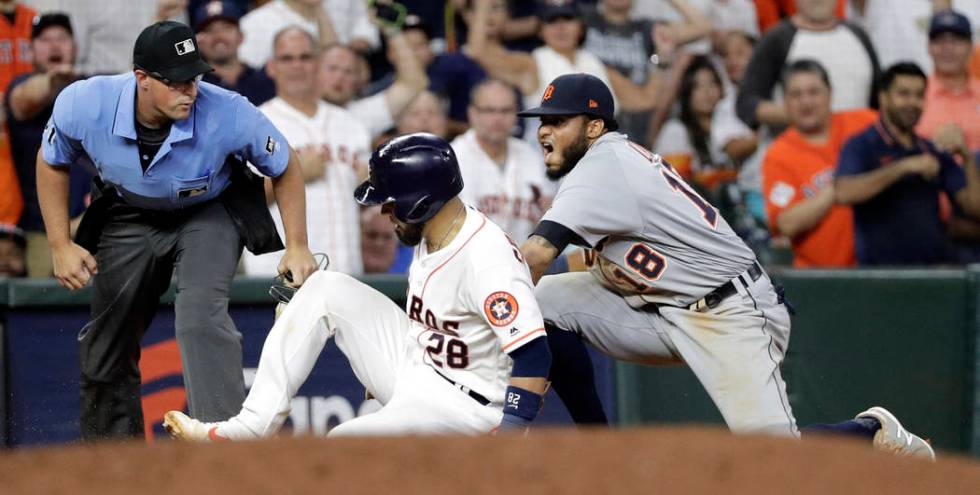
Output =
[
  {"x1": 163, "y1": 411, "x2": 228, "y2": 442},
  {"x1": 856, "y1": 406, "x2": 935, "y2": 461}
]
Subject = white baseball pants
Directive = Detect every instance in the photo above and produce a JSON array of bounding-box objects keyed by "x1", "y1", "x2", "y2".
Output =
[{"x1": 223, "y1": 271, "x2": 501, "y2": 438}]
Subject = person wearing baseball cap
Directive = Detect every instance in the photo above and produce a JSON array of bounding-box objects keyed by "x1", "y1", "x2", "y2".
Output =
[
  {"x1": 517, "y1": 72, "x2": 618, "y2": 180},
  {"x1": 134, "y1": 20, "x2": 214, "y2": 86},
  {"x1": 918, "y1": 9, "x2": 980, "y2": 152},
  {"x1": 8, "y1": 11, "x2": 93, "y2": 278},
  {"x1": 35, "y1": 20, "x2": 317, "y2": 441},
  {"x1": 193, "y1": 0, "x2": 275, "y2": 106},
  {"x1": 517, "y1": 71, "x2": 939, "y2": 461}
]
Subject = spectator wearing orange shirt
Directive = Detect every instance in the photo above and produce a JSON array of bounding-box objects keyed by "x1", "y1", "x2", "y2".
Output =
[
  {"x1": 971, "y1": 42, "x2": 979, "y2": 79},
  {"x1": 917, "y1": 10, "x2": 980, "y2": 152},
  {"x1": 0, "y1": 0, "x2": 36, "y2": 228},
  {"x1": 753, "y1": 0, "x2": 845, "y2": 33},
  {"x1": 763, "y1": 60, "x2": 876, "y2": 267},
  {"x1": 0, "y1": 0, "x2": 34, "y2": 90}
]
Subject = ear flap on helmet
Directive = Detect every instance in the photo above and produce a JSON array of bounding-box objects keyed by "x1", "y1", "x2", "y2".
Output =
[{"x1": 404, "y1": 196, "x2": 433, "y2": 224}]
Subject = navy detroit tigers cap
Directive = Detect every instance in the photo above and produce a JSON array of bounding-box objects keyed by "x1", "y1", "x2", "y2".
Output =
[{"x1": 517, "y1": 73, "x2": 615, "y2": 122}]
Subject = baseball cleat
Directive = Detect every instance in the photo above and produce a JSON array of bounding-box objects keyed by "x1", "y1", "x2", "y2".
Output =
[
  {"x1": 163, "y1": 411, "x2": 227, "y2": 442},
  {"x1": 856, "y1": 406, "x2": 935, "y2": 461}
]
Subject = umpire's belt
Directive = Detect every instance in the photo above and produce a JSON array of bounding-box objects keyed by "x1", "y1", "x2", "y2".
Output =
[
  {"x1": 434, "y1": 369, "x2": 490, "y2": 406},
  {"x1": 687, "y1": 261, "x2": 763, "y2": 311}
]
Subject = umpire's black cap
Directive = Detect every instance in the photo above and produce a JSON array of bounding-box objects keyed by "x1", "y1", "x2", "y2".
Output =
[
  {"x1": 517, "y1": 73, "x2": 615, "y2": 122},
  {"x1": 133, "y1": 21, "x2": 212, "y2": 83}
]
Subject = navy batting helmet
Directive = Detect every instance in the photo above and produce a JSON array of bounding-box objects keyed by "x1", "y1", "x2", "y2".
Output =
[{"x1": 354, "y1": 133, "x2": 463, "y2": 224}]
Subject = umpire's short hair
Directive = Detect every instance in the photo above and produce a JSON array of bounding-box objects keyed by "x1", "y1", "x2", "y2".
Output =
[
  {"x1": 879, "y1": 62, "x2": 927, "y2": 91},
  {"x1": 781, "y1": 59, "x2": 832, "y2": 90}
]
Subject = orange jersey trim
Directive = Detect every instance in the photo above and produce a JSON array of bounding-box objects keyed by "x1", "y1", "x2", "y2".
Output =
[{"x1": 420, "y1": 215, "x2": 487, "y2": 298}]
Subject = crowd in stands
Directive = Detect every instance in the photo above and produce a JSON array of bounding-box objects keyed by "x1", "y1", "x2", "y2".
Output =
[{"x1": 1, "y1": 0, "x2": 980, "y2": 279}]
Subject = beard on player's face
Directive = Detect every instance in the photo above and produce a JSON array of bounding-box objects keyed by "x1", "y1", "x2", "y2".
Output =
[
  {"x1": 546, "y1": 126, "x2": 590, "y2": 180},
  {"x1": 394, "y1": 221, "x2": 424, "y2": 246}
]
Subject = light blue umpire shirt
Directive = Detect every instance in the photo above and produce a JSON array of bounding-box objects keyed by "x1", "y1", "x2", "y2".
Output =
[{"x1": 42, "y1": 72, "x2": 290, "y2": 210}]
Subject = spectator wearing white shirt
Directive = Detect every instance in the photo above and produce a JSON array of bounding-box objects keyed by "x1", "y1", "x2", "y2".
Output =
[
  {"x1": 631, "y1": 0, "x2": 760, "y2": 52},
  {"x1": 318, "y1": 21, "x2": 428, "y2": 140},
  {"x1": 849, "y1": 0, "x2": 980, "y2": 73},
  {"x1": 242, "y1": 26, "x2": 370, "y2": 276},
  {"x1": 237, "y1": 0, "x2": 340, "y2": 69},
  {"x1": 711, "y1": 30, "x2": 769, "y2": 222},
  {"x1": 736, "y1": 0, "x2": 880, "y2": 130},
  {"x1": 452, "y1": 79, "x2": 551, "y2": 243},
  {"x1": 395, "y1": 90, "x2": 449, "y2": 139}
]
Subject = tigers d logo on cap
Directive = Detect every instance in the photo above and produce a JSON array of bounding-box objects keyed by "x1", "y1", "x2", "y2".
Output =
[{"x1": 517, "y1": 73, "x2": 615, "y2": 122}]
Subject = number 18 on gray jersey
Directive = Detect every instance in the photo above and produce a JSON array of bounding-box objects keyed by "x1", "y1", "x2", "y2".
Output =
[{"x1": 540, "y1": 132, "x2": 757, "y2": 307}]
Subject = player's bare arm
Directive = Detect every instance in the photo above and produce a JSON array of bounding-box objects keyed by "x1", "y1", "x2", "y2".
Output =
[
  {"x1": 272, "y1": 146, "x2": 317, "y2": 285},
  {"x1": 520, "y1": 234, "x2": 560, "y2": 284},
  {"x1": 36, "y1": 149, "x2": 97, "y2": 290},
  {"x1": 566, "y1": 248, "x2": 593, "y2": 272}
]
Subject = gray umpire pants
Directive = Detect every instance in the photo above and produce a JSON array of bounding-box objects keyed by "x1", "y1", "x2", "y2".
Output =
[{"x1": 79, "y1": 200, "x2": 246, "y2": 440}]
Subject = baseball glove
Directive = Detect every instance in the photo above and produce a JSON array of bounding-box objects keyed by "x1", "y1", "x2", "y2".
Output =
[{"x1": 268, "y1": 252, "x2": 331, "y2": 305}]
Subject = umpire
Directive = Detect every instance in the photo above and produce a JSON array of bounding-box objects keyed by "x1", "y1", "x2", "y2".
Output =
[{"x1": 36, "y1": 21, "x2": 317, "y2": 441}]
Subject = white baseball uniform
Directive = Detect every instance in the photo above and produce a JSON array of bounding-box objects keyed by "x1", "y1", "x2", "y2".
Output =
[
  {"x1": 218, "y1": 206, "x2": 547, "y2": 437},
  {"x1": 534, "y1": 132, "x2": 798, "y2": 436},
  {"x1": 452, "y1": 129, "x2": 554, "y2": 243},
  {"x1": 242, "y1": 98, "x2": 370, "y2": 276}
]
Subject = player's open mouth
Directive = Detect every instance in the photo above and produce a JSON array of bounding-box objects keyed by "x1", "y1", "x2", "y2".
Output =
[{"x1": 541, "y1": 142, "x2": 553, "y2": 159}]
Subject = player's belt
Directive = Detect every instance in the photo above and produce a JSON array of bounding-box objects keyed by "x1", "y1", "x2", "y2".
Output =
[
  {"x1": 433, "y1": 369, "x2": 491, "y2": 406},
  {"x1": 687, "y1": 261, "x2": 764, "y2": 311}
]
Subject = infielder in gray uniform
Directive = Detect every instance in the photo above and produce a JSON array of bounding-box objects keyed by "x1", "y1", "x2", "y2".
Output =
[{"x1": 517, "y1": 73, "x2": 935, "y2": 459}]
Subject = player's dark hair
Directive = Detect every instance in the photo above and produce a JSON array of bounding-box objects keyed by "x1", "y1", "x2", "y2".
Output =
[
  {"x1": 599, "y1": 117, "x2": 619, "y2": 132},
  {"x1": 879, "y1": 62, "x2": 927, "y2": 91},
  {"x1": 678, "y1": 55, "x2": 723, "y2": 167},
  {"x1": 781, "y1": 59, "x2": 831, "y2": 90}
]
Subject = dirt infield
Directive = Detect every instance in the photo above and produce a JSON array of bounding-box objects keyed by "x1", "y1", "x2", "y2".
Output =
[{"x1": 2, "y1": 427, "x2": 979, "y2": 494}]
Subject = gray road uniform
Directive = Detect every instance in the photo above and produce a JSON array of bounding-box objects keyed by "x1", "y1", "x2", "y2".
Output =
[{"x1": 534, "y1": 132, "x2": 798, "y2": 436}]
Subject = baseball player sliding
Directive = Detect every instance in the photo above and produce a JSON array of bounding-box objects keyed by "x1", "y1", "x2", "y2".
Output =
[
  {"x1": 164, "y1": 133, "x2": 551, "y2": 438},
  {"x1": 517, "y1": 73, "x2": 935, "y2": 459}
]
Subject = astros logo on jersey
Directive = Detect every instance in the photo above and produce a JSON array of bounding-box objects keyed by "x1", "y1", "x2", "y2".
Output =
[
  {"x1": 484, "y1": 292, "x2": 519, "y2": 326},
  {"x1": 542, "y1": 84, "x2": 555, "y2": 101}
]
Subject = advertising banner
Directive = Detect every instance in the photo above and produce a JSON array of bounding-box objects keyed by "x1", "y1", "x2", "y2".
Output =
[{"x1": 5, "y1": 304, "x2": 615, "y2": 445}]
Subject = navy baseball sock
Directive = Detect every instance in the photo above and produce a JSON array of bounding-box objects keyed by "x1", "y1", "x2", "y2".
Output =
[
  {"x1": 545, "y1": 323, "x2": 608, "y2": 425},
  {"x1": 802, "y1": 417, "x2": 881, "y2": 439}
]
